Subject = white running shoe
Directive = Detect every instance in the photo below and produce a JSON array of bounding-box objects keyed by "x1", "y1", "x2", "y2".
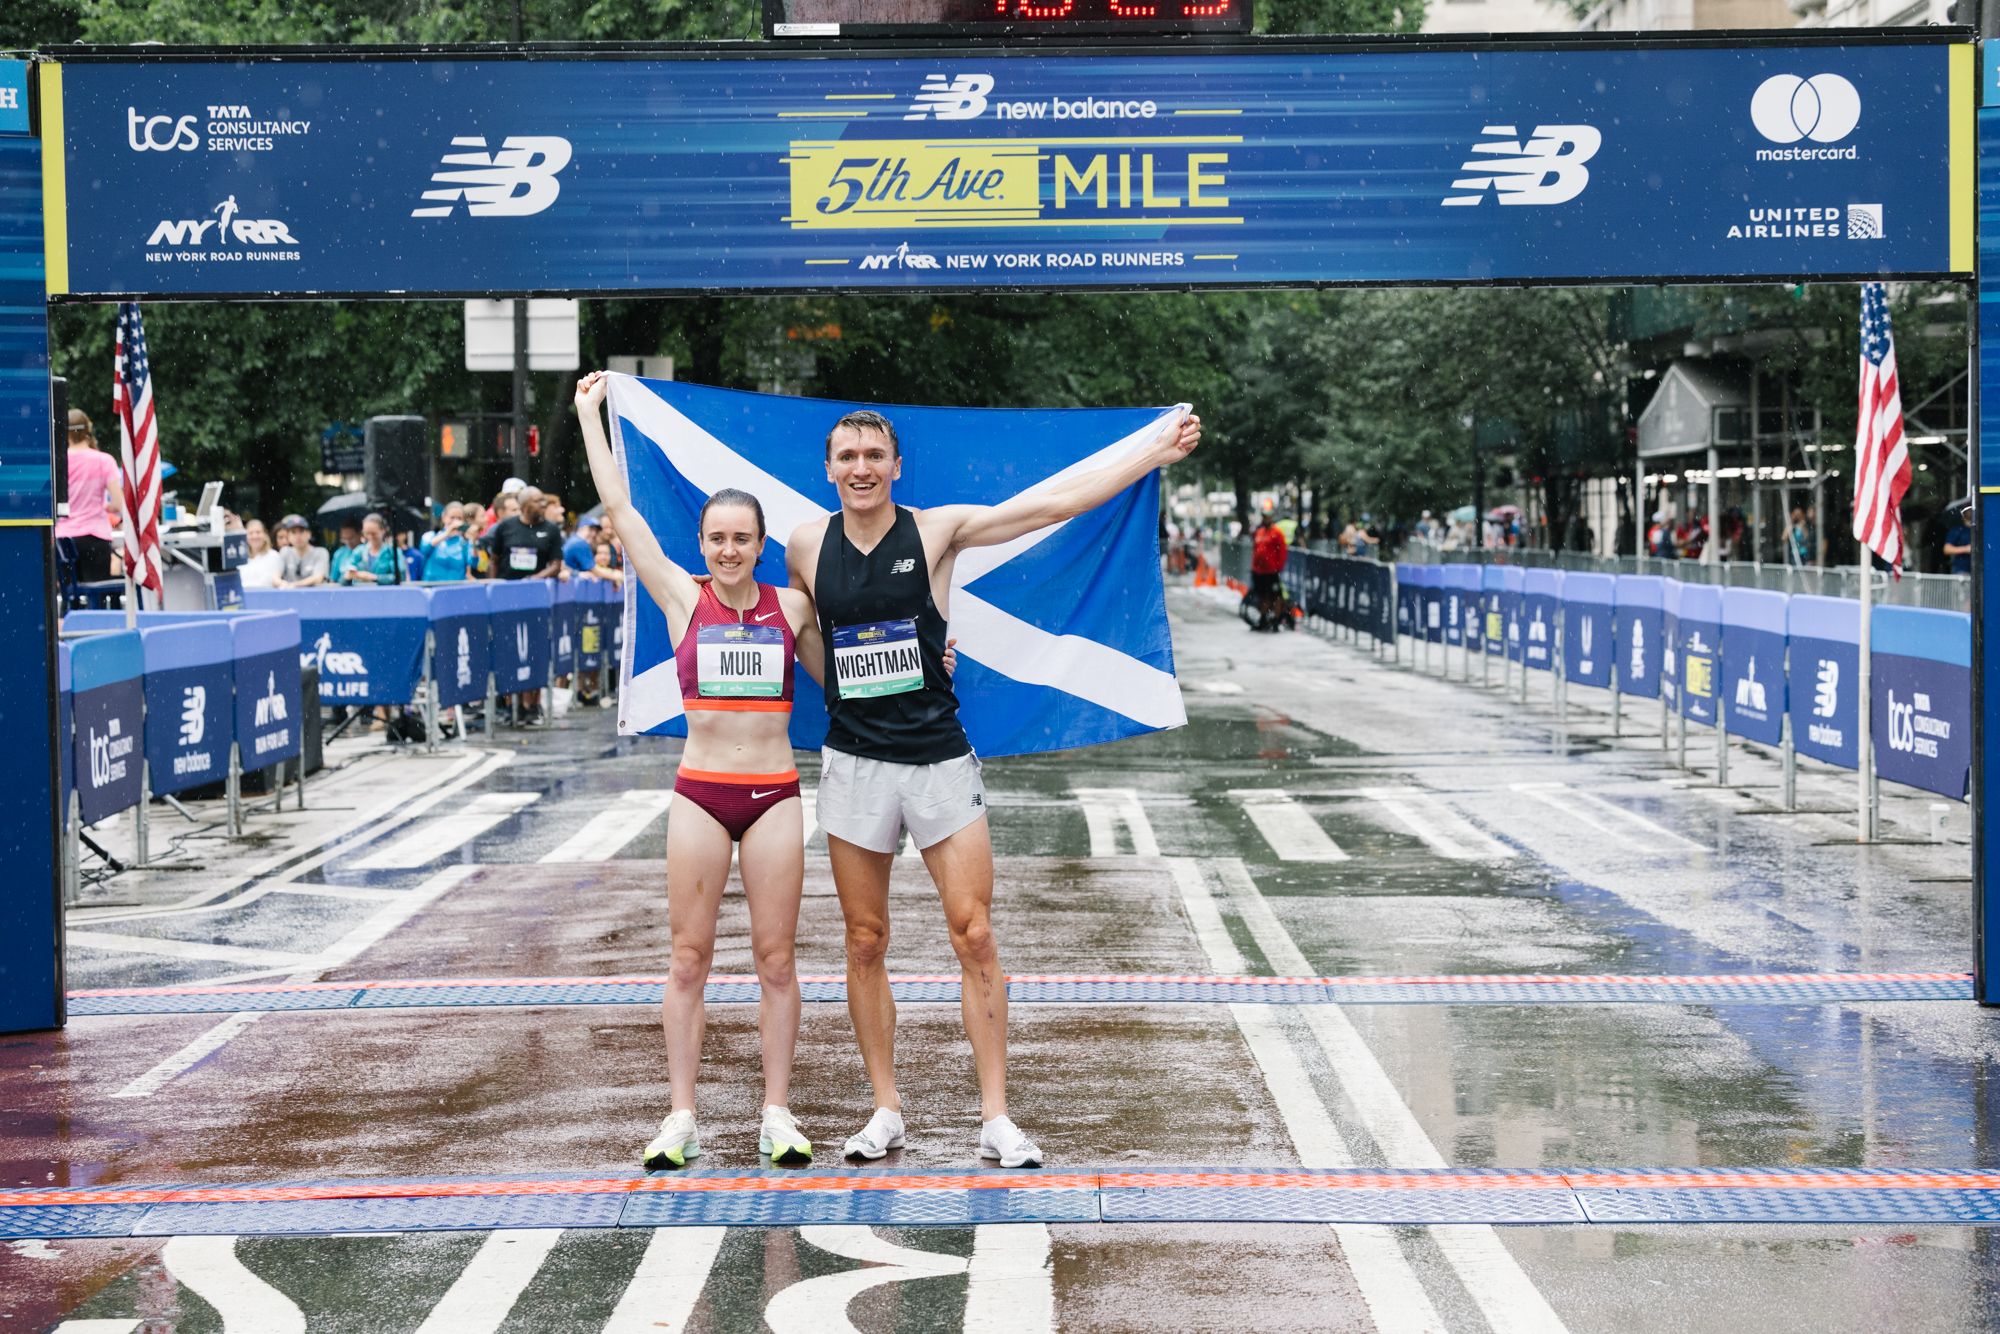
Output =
[
  {"x1": 843, "y1": 1107, "x2": 906, "y2": 1161},
  {"x1": 759, "y1": 1105, "x2": 813, "y2": 1166},
  {"x1": 642, "y1": 1109, "x2": 700, "y2": 1170},
  {"x1": 978, "y1": 1116, "x2": 1043, "y2": 1169}
]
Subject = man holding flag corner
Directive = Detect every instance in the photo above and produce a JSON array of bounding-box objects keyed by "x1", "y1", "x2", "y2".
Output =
[{"x1": 787, "y1": 404, "x2": 1201, "y2": 1169}]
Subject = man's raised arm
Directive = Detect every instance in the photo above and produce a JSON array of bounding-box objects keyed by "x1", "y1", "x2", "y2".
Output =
[{"x1": 939, "y1": 410, "x2": 1200, "y2": 553}]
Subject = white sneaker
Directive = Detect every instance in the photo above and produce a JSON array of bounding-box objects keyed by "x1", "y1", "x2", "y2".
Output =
[
  {"x1": 843, "y1": 1107, "x2": 906, "y2": 1161},
  {"x1": 642, "y1": 1109, "x2": 700, "y2": 1170},
  {"x1": 759, "y1": 1105, "x2": 813, "y2": 1166},
  {"x1": 978, "y1": 1115, "x2": 1042, "y2": 1169}
]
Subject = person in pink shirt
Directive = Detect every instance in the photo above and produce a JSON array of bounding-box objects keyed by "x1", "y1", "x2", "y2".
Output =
[{"x1": 55, "y1": 409, "x2": 123, "y2": 584}]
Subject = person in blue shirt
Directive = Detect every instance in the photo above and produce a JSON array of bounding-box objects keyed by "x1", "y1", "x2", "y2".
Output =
[
  {"x1": 340, "y1": 513, "x2": 402, "y2": 585},
  {"x1": 422, "y1": 502, "x2": 476, "y2": 581},
  {"x1": 327, "y1": 520, "x2": 363, "y2": 584},
  {"x1": 564, "y1": 516, "x2": 601, "y2": 578}
]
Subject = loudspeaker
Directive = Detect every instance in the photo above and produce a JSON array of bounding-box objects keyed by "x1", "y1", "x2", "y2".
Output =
[
  {"x1": 364, "y1": 415, "x2": 429, "y2": 515},
  {"x1": 50, "y1": 375, "x2": 67, "y2": 509}
]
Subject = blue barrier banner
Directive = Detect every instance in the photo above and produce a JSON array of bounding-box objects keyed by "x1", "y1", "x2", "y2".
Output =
[
  {"x1": 1521, "y1": 569, "x2": 1561, "y2": 672},
  {"x1": 232, "y1": 611, "x2": 302, "y2": 768},
  {"x1": 1396, "y1": 565, "x2": 1418, "y2": 641},
  {"x1": 1442, "y1": 570, "x2": 1464, "y2": 648},
  {"x1": 488, "y1": 580, "x2": 555, "y2": 692},
  {"x1": 138, "y1": 622, "x2": 234, "y2": 797},
  {"x1": 1677, "y1": 585, "x2": 1723, "y2": 726},
  {"x1": 1614, "y1": 576, "x2": 1664, "y2": 700},
  {"x1": 48, "y1": 42, "x2": 1964, "y2": 300},
  {"x1": 1499, "y1": 567, "x2": 1526, "y2": 663},
  {"x1": 1417, "y1": 567, "x2": 1445, "y2": 645},
  {"x1": 1560, "y1": 572, "x2": 1615, "y2": 689},
  {"x1": 428, "y1": 584, "x2": 491, "y2": 710},
  {"x1": 70, "y1": 632, "x2": 145, "y2": 825},
  {"x1": 578, "y1": 581, "x2": 615, "y2": 673},
  {"x1": 244, "y1": 589, "x2": 430, "y2": 706},
  {"x1": 1661, "y1": 580, "x2": 1682, "y2": 708},
  {"x1": 1789, "y1": 595, "x2": 1860, "y2": 769},
  {"x1": 1871, "y1": 606, "x2": 1972, "y2": 800},
  {"x1": 1481, "y1": 568, "x2": 1506, "y2": 659},
  {"x1": 553, "y1": 582, "x2": 582, "y2": 681},
  {"x1": 1720, "y1": 588, "x2": 1787, "y2": 747},
  {"x1": 58, "y1": 642, "x2": 72, "y2": 829}
]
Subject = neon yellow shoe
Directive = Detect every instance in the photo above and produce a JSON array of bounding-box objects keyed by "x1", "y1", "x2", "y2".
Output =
[
  {"x1": 642, "y1": 1109, "x2": 700, "y2": 1170},
  {"x1": 759, "y1": 1105, "x2": 813, "y2": 1166}
]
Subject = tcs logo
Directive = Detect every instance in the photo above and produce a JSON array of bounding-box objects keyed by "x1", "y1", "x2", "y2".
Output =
[{"x1": 128, "y1": 107, "x2": 198, "y2": 152}]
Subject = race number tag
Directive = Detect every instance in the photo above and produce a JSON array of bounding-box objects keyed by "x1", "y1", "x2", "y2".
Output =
[
  {"x1": 508, "y1": 547, "x2": 538, "y2": 572},
  {"x1": 832, "y1": 619, "x2": 924, "y2": 700},
  {"x1": 695, "y1": 623, "x2": 785, "y2": 697}
]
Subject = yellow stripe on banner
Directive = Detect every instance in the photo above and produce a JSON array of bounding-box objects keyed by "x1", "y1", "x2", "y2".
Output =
[
  {"x1": 0, "y1": 518, "x2": 55, "y2": 527},
  {"x1": 1981, "y1": 486, "x2": 2000, "y2": 495},
  {"x1": 1951, "y1": 43, "x2": 1973, "y2": 275},
  {"x1": 38, "y1": 63, "x2": 67, "y2": 297}
]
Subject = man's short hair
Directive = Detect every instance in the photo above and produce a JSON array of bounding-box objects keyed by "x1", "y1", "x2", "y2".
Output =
[{"x1": 825, "y1": 409, "x2": 899, "y2": 458}]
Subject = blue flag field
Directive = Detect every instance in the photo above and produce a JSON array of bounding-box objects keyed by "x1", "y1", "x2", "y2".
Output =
[{"x1": 606, "y1": 376, "x2": 1187, "y2": 758}]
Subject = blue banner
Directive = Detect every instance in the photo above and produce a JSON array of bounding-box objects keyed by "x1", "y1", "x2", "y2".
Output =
[
  {"x1": 553, "y1": 582, "x2": 582, "y2": 681},
  {"x1": 70, "y1": 632, "x2": 145, "y2": 825},
  {"x1": 0, "y1": 129, "x2": 48, "y2": 521},
  {"x1": 1871, "y1": 606, "x2": 1972, "y2": 800},
  {"x1": 138, "y1": 623, "x2": 233, "y2": 797},
  {"x1": 1396, "y1": 566, "x2": 1418, "y2": 641},
  {"x1": 611, "y1": 377, "x2": 1181, "y2": 757},
  {"x1": 1521, "y1": 570, "x2": 1561, "y2": 673},
  {"x1": 1421, "y1": 569, "x2": 1446, "y2": 645},
  {"x1": 429, "y1": 584, "x2": 491, "y2": 710},
  {"x1": 1481, "y1": 568, "x2": 1507, "y2": 659},
  {"x1": 1614, "y1": 576, "x2": 1664, "y2": 701},
  {"x1": 1720, "y1": 588, "x2": 1787, "y2": 747},
  {"x1": 244, "y1": 589, "x2": 430, "y2": 706},
  {"x1": 57, "y1": 641, "x2": 72, "y2": 830},
  {"x1": 1661, "y1": 580, "x2": 1682, "y2": 709},
  {"x1": 48, "y1": 42, "x2": 1966, "y2": 299},
  {"x1": 1677, "y1": 585, "x2": 1723, "y2": 726},
  {"x1": 488, "y1": 580, "x2": 555, "y2": 694},
  {"x1": 1789, "y1": 594, "x2": 1859, "y2": 770},
  {"x1": 1560, "y1": 572, "x2": 1615, "y2": 689}
]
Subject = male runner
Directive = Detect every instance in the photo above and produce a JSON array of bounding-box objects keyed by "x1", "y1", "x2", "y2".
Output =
[{"x1": 787, "y1": 406, "x2": 1201, "y2": 1168}]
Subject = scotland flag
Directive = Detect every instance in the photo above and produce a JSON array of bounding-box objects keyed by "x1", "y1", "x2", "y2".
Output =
[{"x1": 607, "y1": 376, "x2": 1186, "y2": 757}]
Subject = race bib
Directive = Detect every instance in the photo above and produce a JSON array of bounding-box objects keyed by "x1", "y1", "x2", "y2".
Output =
[
  {"x1": 508, "y1": 547, "x2": 538, "y2": 572},
  {"x1": 832, "y1": 619, "x2": 924, "y2": 700},
  {"x1": 695, "y1": 623, "x2": 785, "y2": 697}
]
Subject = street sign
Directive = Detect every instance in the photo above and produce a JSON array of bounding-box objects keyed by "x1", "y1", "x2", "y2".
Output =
[
  {"x1": 319, "y1": 421, "x2": 365, "y2": 474},
  {"x1": 464, "y1": 299, "x2": 580, "y2": 372}
]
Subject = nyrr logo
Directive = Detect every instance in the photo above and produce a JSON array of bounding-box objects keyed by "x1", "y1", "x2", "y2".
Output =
[
  {"x1": 1441, "y1": 125, "x2": 1600, "y2": 207},
  {"x1": 905, "y1": 74, "x2": 995, "y2": 121},
  {"x1": 255, "y1": 670, "x2": 289, "y2": 726},
  {"x1": 128, "y1": 108, "x2": 198, "y2": 152},
  {"x1": 147, "y1": 196, "x2": 299, "y2": 248},
  {"x1": 1750, "y1": 74, "x2": 1860, "y2": 156},
  {"x1": 308, "y1": 632, "x2": 368, "y2": 677},
  {"x1": 456, "y1": 628, "x2": 474, "y2": 689},
  {"x1": 411, "y1": 136, "x2": 573, "y2": 218},
  {"x1": 859, "y1": 243, "x2": 941, "y2": 272}
]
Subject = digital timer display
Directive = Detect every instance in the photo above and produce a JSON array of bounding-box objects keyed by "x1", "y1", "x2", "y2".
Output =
[{"x1": 768, "y1": 1, "x2": 1252, "y2": 38}]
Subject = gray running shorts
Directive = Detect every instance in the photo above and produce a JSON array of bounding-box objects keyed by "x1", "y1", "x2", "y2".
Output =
[{"x1": 817, "y1": 748, "x2": 986, "y2": 854}]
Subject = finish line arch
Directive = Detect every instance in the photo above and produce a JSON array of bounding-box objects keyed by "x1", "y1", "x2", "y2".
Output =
[{"x1": 0, "y1": 31, "x2": 1983, "y2": 1031}]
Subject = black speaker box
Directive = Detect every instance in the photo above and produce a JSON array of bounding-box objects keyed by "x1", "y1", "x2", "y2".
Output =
[{"x1": 364, "y1": 415, "x2": 429, "y2": 514}]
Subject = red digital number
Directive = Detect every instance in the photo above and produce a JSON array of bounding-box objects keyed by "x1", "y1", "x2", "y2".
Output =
[
  {"x1": 1005, "y1": 0, "x2": 1077, "y2": 16},
  {"x1": 1180, "y1": 0, "x2": 1234, "y2": 14},
  {"x1": 1109, "y1": 1, "x2": 1162, "y2": 14}
]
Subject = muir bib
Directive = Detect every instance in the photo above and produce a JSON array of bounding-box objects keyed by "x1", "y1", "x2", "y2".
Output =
[
  {"x1": 832, "y1": 619, "x2": 924, "y2": 700},
  {"x1": 696, "y1": 623, "x2": 785, "y2": 697}
]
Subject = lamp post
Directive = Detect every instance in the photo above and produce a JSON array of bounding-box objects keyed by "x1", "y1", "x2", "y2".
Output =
[{"x1": 1466, "y1": 413, "x2": 1484, "y2": 549}]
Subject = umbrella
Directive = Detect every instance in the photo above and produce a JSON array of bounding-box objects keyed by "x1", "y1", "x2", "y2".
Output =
[
  {"x1": 313, "y1": 491, "x2": 428, "y2": 535},
  {"x1": 1448, "y1": 505, "x2": 1476, "y2": 523},
  {"x1": 1485, "y1": 504, "x2": 1522, "y2": 520}
]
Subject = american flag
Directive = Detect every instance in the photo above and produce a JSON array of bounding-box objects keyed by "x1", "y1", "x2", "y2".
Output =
[
  {"x1": 113, "y1": 302, "x2": 163, "y2": 603},
  {"x1": 1850, "y1": 282, "x2": 1911, "y2": 573}
]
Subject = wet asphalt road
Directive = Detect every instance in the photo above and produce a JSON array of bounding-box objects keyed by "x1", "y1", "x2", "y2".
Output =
[{"x1": 5, "y1": 586, "x2": 1999, "y2": 1332}]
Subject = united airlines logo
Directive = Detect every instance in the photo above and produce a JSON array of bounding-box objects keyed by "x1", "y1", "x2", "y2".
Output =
[
  {"x1": 1441, "y1": 125, "x2": 1601, "y2": 207},
  {"x1": 411, "y1": 136, "x2": 573, "y2": 218},
  {"x1": 905, "y1": 74, "x2": 994, "y2": 121}
]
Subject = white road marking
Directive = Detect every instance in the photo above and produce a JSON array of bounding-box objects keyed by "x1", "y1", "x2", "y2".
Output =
[
  {"x1": 1199, "y1": 681, "x2": 1246, "y2": 694},
  {"x1": 1349, "y1": 787, "x2": 1515, "y2": 861},
  {"x1": 9, "y1": 1239, "x2": 62, "y2": 1260},
  {"x1": 1165, "y1": 860, "x2": 1446, "y2": 1334},
  {"x1": 1214, "y1": 857, "x2": 1569, "y2": 1334},
  {"x1": 160, "y1": 1235, "x2": 305, "y2": 1334},
  {"x1": 1228, "y1": 789, "x2": 1348, "y2": 862},
  {"x1": 111, "y1": 866, "x2": 479, "y2": 1096},
  {"x1": 49, "y1": 1322, "x2": 141, "y2": 1334},
  {"x1": 64, "y1": 932, "x2": 315, "y2": 969},
  {"x1": 1073, "y1": 787, "x2": 1161, "y2": 857},
  {"x1": 766, "y1": 1226, "x2": 966, "y2": 1334},
  {"x1": 963, "y1": 1224, "x2": 1056, "y2": 1333},
  {"x1": 412, "y1": 1228, "x2": 563, "y2": 1334},
  {"x1": 1510, "y1": 782, "x2": 1704, "y2": 853},
  {"x1": 539, "y1": 789, "x2": 674, "y2": 863},
  {"x1": 602, "y1": 1227, "x2": 727, "y2": 1334},
  {"x1": 264, "y1": 884, "x2": 403, "y2": 902},
  {"x1": 801, "y1": 787, "x2": 819, "y2": 846},
  {"x1": 902, "y1": 832, "x2": 921, "y2": 859},
  {"x1": 351, "y1": 791, "x2": 540, "y2": 870}
]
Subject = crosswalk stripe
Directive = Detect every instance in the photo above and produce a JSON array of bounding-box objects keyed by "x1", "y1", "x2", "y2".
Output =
[
  {"x1": 1228, "y1": 789, "x2": 1348, "y2": 862},
  {"x1": 65, "y1": 931, "x2": 315, "y2": 969},
  {"x1": 539, "y1": 790, "x2": 674, "y2": 863},
  {"x1": 1349, "y1": 787, "x2": 1515, "y2": 861},
  {"x1": 351, "y1": 792, "x2": 539, "y2": 870},
  {"x1": 603, "y1": 1227, "x2": 726, "y2": 1334},
  {"x1": 801, "y1": 787, "x2": 818, "y2": 846},
  {"x1": 1510, "y1": 782, "x2": 1704, "y2": 853},
  {"x1": 413, "y1": 1229, "x2": 562, "y2": 1334},
  {"x1": 1073, "y1": 787, "x2": 1161, "y2": 856}
]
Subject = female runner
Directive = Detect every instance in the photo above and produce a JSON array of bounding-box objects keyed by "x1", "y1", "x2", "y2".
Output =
[{"x1": 576, "y1": 369, "x2": 822, "y2": 1169}]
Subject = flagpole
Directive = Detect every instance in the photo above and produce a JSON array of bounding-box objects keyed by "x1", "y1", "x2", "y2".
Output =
[{"x1": 1857, "y1": 556, "x2": 1873, "y2": 843}]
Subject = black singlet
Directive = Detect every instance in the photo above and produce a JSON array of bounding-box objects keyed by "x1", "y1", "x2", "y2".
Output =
[{"x1": 814, "y1": 506, "x2": 970, "y2": 764}]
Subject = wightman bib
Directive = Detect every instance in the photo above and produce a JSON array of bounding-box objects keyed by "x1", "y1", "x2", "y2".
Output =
[{"x1": 832, "y1": 619, "x2": 924, "y2": 700}]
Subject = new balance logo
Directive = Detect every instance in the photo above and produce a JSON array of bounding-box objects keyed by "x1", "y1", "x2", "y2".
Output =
[
  {"x1": 890, "y1": 558, "x2": 917, "y2": 574},
  {"x1": 411, "y1": 136, "x2": 573, "y2": 218},
  {"x1": 1441, "y1": 125, "x2": 1600, "y2": 207},
  {"x1": 178, "y1": 686, "x2": 206, "y2": 747},
  {"x1": 1814, "y1": 659, "x2": 1840, "y2": 718},
  {"x1": 905, "y1": 73, "x2": 994, "y2": 121}
]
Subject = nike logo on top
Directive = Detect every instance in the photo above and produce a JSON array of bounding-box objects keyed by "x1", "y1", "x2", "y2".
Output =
[
  {"x1": 751, "y1": 789, "x2": 782, "y2": 800},
  {"x1": 754, "y1": 611, "x2": 780, "y2": 622}
]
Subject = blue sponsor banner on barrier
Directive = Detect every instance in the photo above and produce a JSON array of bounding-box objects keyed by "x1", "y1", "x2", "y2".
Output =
[
  {"x1": 1721, "y1": 588, "x2": 1787, "y2": 747},
  {"x1": 0, "y1": 60, "x2": 27, "y2": 136},
  {"x1": 1560, "y1": 572, "x2": 1616, "y2": 689},
  {"x1": 428, "y1": 584, "x2": 491, "y2": 710},
  {"x1": 1661, "y1": 579, "x2": 1682, "y2": 708},
  {"x1": 1521, "y1": 569, "x2": 1561, "y2": 672},
  {"x1": 1613, "y1": 576, "x2": 1664, "y2": 700},
  {"x1": 1481, "y1": 568, "x2": 1507, "y2": 658},
  {"x1": 0, "y1": 133, "x2": 49, "y2": 521},
  {"x1": 1676, "y1": 585, "x2": 1723, "y2": 726},
  {"x1": 1396, "y1": 565, "x2": 1418, "y2": 641},
  {"x1": 58, "y1": 642, "x2": 72, "y2": 829},
  {"x1": 244, "y1": 589, "x2": 430, "y2": 706},
  {"x1": 579, "y1": 580, "x2": 615, "y2": 673},
  {"x1": 553, "y1": 581, "x2": 583, "y2": 681},
  {"x1": 70, "y1": 632, "x2": 145, "y2": 826},
  {"x1": 1788, "y1": 594, "x2": 1859, "y2": 770},
  {"x1": 1871, "y1": 606, "x2": 1972, "y2": 800},
  {"x1": 137, "y1": 622, "x2": 233, "y2": 797},
  {"x1": 49, "y1": 43, "x2": 1963, "y2": 299},
  {"x1": 1442, "y1": 567, "x2": 1466, "y2": 648},
  {"x1": 488, "y1": 580, "x2": 555, "y2": 692},
  {"x1": 1500, "y1": 567, "x2": 1526, "y2": 663}
]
